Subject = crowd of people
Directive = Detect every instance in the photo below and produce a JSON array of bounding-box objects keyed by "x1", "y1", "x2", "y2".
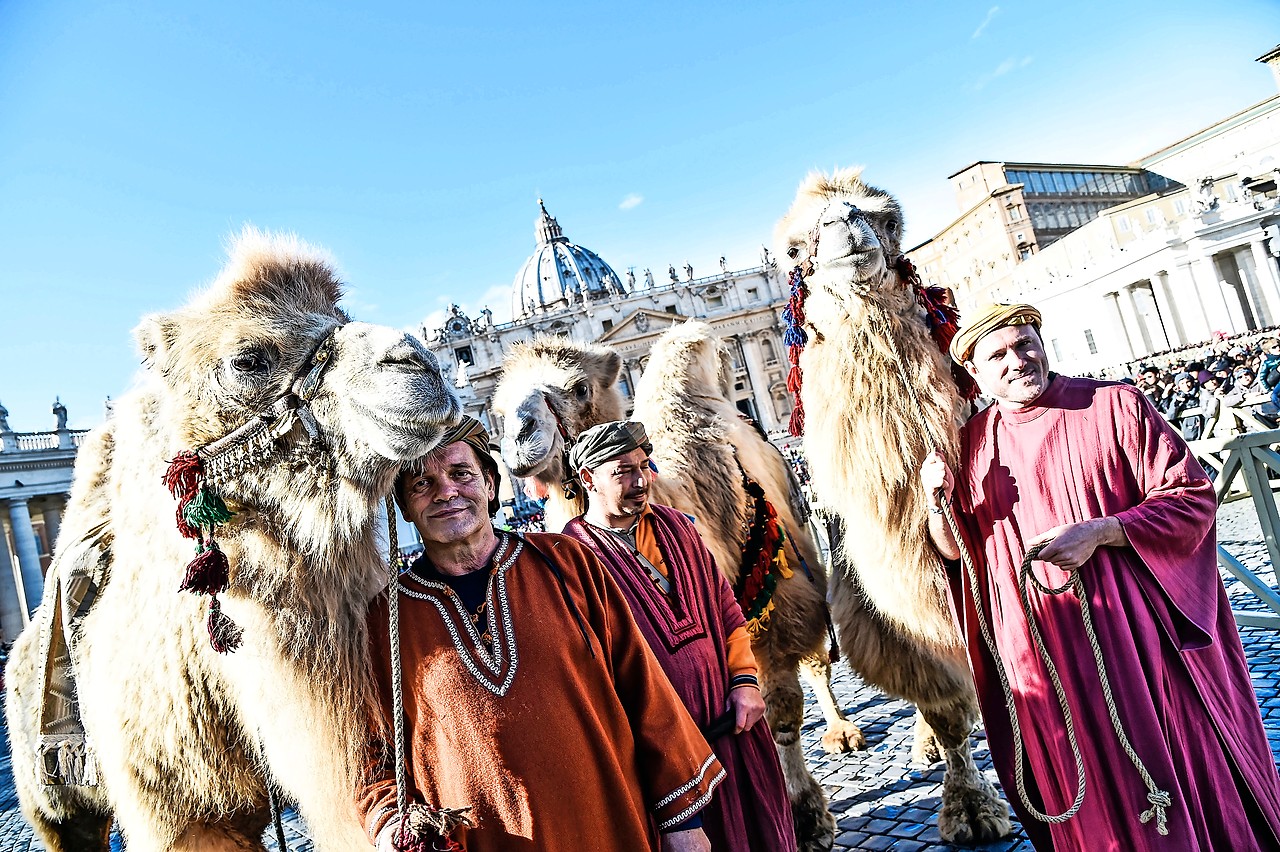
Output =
[{"x1": 1113, "y1": 333, "x2": 1280, "y2": 440}]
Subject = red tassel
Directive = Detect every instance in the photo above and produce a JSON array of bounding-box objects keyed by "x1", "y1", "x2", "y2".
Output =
[
  {"x1": 788, "y1": 403, "x2": 805, "y2": 437},
  {"x1": 165, "y1": 452, "x2": 206, "y2": 540},
  {"x1": 180, "y1": 543, "x2": 230, "y2": 595},
  {"x1": 786, "y1": 365, "x2": 803, "y2": 395},
  {"x1": 207, "y1": 596, "x2": 243, "y2": 654},
  {"x1": 163, "y1": 451, "x2": 204, "y2": 502}
]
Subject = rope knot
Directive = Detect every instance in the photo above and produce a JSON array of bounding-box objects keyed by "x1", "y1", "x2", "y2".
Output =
[{"x1": 1139, "y1": 789, "x2": 1172, "y2": 836}]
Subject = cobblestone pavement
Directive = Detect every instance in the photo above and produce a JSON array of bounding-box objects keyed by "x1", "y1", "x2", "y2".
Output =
[{"x1": 2, "y1": 500, "x2": 1279, "y2": 850}]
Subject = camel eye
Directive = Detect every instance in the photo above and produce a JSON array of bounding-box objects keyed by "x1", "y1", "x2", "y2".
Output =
[
  {"x1": 573, "y1": 382, "x2": 590, "y2": 399},
  {"x1": 787, "y1": 246, "x2": 801, "y2": 259},
  {"x1": 230, "y1": 350, "x2": 269, "y2": 374}
]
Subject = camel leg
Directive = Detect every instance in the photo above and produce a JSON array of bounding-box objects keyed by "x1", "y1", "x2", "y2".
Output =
[
  {"x1": 761, "y1": 662, "x2": 836, "y2": 852},
  {"x1": 922, "y1": 700, "x2": 1011, "y2": 845},
  {"x1": 21, "y1": 806, "x2": 113, "y2": 852},
  {"x1": 827, "y1": 569, "x2": 1010, "y2": 843},
  {"x1": 171, "y1": 815, "x2": 272, "y2": 852},
  {"x1": 910, "y1": 709, "x2": 943, "y2": 767},
  {"x1": 798, "y1": 653, "x2": 866, "y2": 753}
]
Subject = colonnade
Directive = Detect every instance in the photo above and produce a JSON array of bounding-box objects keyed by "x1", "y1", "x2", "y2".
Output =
[{"x1": 1105, "y1": 234, "x2": 1280, "y2": 361}]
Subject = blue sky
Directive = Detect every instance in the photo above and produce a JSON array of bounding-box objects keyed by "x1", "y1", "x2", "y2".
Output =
[{"x1": 1, "y1": 0, "x2": 1277, "y2": 431}]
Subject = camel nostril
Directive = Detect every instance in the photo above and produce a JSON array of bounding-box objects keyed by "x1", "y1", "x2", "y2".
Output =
[
  {"x1": 379, "y1": 339, "x2": 432, "y2": 371},
  {"x1": 517, "y1": 420, "x2": 537, "y2": 442}
]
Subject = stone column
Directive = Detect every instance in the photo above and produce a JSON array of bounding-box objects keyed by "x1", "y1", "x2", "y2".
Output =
[
  {"x1": 8, "y1": 498, "x2": 44, "y2": 615},
  {"x1": 1152, "y1": 270, "x2": 1188, "y2": 347},
  {"x1": 1250, "y1": 238, "x2": 1280, "y2": 314},
  {"x1": 741, "y1": 335, "x2": 778, "y2": 432},
  {"x1": 1104, "y1": 292, "x2": 1136, "y2": 361},
  {"x1": 1121, "y1": 285, "x2": 1156, "y2": 355},
  {"x1": 42, "y1": 498, "x2": 64, "y2": 556},
  {"x1": 1181, "y1": 259, "x2": 1228, "y2": 339},
  {"x1": 0, "y1": 515, "x2": 27, "y2": 642}
]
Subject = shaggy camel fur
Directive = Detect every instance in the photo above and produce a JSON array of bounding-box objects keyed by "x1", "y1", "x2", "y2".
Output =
[
  {"x1": 492, "y1": 328, "x2": 859, "y2": 852},
  {"x1": 6, "y1": 230, "x2": 461, "y2": 851},
  {"x1": 774, "y1": 167, "x2": 1012, "y2": 844}
]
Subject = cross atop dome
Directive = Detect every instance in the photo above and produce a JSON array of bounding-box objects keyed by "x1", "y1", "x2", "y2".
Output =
[{"x1": 536, "y1": 198, "x2": 567, "y2": 245}]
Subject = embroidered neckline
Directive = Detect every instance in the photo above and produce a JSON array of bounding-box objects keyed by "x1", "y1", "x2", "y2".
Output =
[{"x1": 398, "y1": 534, "x2": 523, "y2": 696}]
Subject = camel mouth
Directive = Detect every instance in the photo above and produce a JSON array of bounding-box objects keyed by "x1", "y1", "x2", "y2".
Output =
[{"x1": 502, "y1": 435, "x2": 557, "y2": 478}]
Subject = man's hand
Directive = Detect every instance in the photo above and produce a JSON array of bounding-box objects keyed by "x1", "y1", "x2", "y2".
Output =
[
  {"x1": 661, "y1": 828, "x2": 712, "y2": 852},
  {"x1": 1027, "y1": 518, "x2": 1128, "y2": 571},
  {"x1": 920, "y1": 451, "x2": 954, "y2": 509},
  {"x1": 728, "y1": 684, "x2": 766, "y2": 734}
]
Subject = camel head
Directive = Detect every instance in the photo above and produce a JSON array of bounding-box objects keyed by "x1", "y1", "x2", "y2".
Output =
[
  {"x1": 492, "y1": 337, "x2": 624, "y2": 488},
  {"x1": 636, "y1": 321, "x2": 735, "y2": 406},
  {"x1": 135, "y1": 229, "x2": 461, "y2": 538},
  {"x1": 774, "y1": 167, "x2": 905, "y2": 309}
]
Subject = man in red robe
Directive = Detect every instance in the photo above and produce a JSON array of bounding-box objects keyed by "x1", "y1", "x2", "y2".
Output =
[
  {"x1": 357, "y1": 416, "x2": 723, "y2": 852},
  {"x1": 561, "y1": 420, "x2": 797, "y2": 852},
  {"x1": 921, "y1": 303, "x2": 1280, "y2": 851}
]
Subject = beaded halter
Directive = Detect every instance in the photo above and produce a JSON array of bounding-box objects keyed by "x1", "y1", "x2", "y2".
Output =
[{"x1": 162, "y1": 326, "x2": 341, "y2": 652}]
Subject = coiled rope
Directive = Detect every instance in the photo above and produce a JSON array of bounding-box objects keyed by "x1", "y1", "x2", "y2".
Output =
[{"x1": 866, "y1": 301, "x2": 1170, "y2": 834}]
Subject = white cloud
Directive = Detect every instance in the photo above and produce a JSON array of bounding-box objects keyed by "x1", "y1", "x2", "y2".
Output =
[
  {"x1": 971, "y1": 6, "x2": 999, "y2": 40},
  {"x1": 618, "y1": 193, "x2": 644, "y2": 211},
  {"x1": 973, "y1": 55, "x2": 1032, "y2": 90}
]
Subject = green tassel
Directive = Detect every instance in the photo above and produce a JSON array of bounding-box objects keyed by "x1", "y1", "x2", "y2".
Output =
[{"x1": 184, "y1": 487, "x2": 234, "y2": 529}]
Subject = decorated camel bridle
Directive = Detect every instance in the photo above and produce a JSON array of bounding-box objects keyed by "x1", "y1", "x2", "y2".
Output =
[
  {"x1": 545, "y1": 392, "x2": 582, "y2": 501},
  {"x1": 781, "y1": 201, "x2": 1172, "y2": 835},
  {"x1": 162, "y1": 324, "x2": 342, "y2": 654}
]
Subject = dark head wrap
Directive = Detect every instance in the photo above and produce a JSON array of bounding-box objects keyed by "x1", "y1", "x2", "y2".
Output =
[
  {"x1": 396, "y1": 415, "x2": 502, "y2": 516},
  {"x1": 569, "y1": 420, "x2": 653, "y2": 473}
]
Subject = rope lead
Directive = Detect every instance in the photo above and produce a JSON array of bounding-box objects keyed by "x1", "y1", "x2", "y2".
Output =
[{"x1": 867, "y1": 299, "x2": 1171, "y2": 833}]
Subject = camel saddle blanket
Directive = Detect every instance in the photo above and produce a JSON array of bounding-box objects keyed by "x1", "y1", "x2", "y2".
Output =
[{"x1": 36, "y1": 521, "x2": 110, "y2": 787}]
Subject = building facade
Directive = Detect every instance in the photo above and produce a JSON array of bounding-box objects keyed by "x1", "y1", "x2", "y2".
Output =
[
  {"x1": 908, "y1": 46, "x2": 1280, "y2": 376},
  {"x1": 909, "y1": 161, "x2": 1179, "y2": 312},
  {"x1": 0, "y1": 401, "x2": 87, "y2": 643},
  {"x1": 421, "y1": 202, "x2": 797, "y2": 521}
]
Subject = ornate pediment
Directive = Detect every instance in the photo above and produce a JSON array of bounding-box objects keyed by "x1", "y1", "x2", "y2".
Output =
[{"x1": 596, "y1": 308, "x2": 681, "y2": 344}]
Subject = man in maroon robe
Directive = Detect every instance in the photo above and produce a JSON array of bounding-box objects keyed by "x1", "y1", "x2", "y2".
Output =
[
  {"x1": 562, "y1": 420, "x2": 797, "y2": 852},
  {"x1": 921, "y1": 303, "x2": 1280, "y2": 851}
]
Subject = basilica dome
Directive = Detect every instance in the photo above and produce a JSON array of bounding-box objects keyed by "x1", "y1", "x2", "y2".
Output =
[{"x1": 511, "y1": 201, "x2": 628, "y2": 319}]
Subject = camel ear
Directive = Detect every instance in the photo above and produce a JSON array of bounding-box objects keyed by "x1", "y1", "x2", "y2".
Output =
[
  {"x1": 587, "y1": 348, "x2": 623, "y2": 384},
  {"x1": 134, "y1": 314, "x2": 179, "y2": 370}
]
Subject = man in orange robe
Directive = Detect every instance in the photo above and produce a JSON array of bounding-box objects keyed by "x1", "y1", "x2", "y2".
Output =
[{"x1": 357, "y1": 416, "x2": 722, "y2": 852}]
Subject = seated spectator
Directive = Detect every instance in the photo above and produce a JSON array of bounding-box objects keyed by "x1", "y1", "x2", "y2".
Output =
[
  {"x1": 1225, "y1": 366, "x2": 1279, "y2": 428},
  {"x1": 1136, "y1": 366, "x2": 1166, "y2": 406},
  {"x1": 1260, "y1": 339, "x2": 1280, "y2": 389},
  {"x1": 1223, "y1": 366, "x2": 1268, "y2": 408},
  {"x1": 1163, "y1": 372, "x2": 1208, "y2": 440}
]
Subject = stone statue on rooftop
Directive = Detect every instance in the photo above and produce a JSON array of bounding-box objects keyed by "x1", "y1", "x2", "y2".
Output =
[
  {"x1": 53, "y1": 397, "x2": 68, "y2": 430},
  {"x1": 0, "y1": 400, "x2": 10, "y2": 432},
  {"x1": 644, "y1": 268, "x2": 654, "y2": 288},
  {"x1": 684, "y1": 262, "x2": 694, "y2": 281}
]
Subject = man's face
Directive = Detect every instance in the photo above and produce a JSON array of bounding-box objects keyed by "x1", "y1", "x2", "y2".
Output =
[
  {"x1": 584, "y1": 447, "x2": 653, "y2": 523},
  {"x1": 401, "y1": 442, "x2": 496, "y2": 549},
  {"x1": 964, "y1": 324, "x2": 1050, "y2": 408},
  {"x1": 1177, "y1": 377, "x2": 1195, "y2": 393},
  {"x1": 1140, "y1": 371, "x2": 1157, "y2": 386}
]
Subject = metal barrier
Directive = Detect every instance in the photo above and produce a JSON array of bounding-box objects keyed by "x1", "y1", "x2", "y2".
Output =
[{"x1": 1191, "y1": 414, "x2": 1280, "y2": 630}]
